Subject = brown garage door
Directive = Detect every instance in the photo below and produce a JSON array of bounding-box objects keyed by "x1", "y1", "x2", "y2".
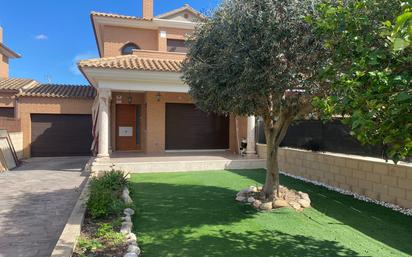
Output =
[
  {"x1": 166, "y1": 104, "x2": 229, "y2": 150},
  {"x1": 31, "y1": 114, "x2": 93, "y2": 157}
]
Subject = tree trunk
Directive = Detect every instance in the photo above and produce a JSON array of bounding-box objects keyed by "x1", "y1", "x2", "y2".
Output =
[
  {"x1": 261, "y1": 113, "x2": 293, "y2": 200},
  {"x1": 262, "y1": 135, "x2": 279, "y2": 199}
]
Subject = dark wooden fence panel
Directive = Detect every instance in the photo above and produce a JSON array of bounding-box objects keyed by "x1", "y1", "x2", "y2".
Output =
[{"x1": 256, "y1": 119, "x2": 384, "y2": 158}]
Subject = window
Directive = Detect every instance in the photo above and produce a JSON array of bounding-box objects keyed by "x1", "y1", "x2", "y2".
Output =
[
  {"x1": 167, "y1": 39, "x2": 187, "y2": 53},
  {"x1": 0, "y1": 107, "x2": 15, "y2": 118},
  {"x1": 121, "y1": 43, "x2": 140, "y2": 55}
]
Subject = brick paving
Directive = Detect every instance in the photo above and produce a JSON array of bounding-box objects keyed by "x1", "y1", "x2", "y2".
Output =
[{"x1": 0, "y1": 157, "x2": 89, "y2": 257}]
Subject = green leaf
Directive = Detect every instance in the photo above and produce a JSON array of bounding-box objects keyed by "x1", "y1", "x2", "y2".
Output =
[
  {"x1": 393, "y1": 38, "x2": 409, "y2": 51},
  {"x1": 396, "y1": 92, "x2": 412, "y2": 102}
]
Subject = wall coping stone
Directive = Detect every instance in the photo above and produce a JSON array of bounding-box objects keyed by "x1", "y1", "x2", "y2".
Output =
[{"x1": 257, "y1": 144, "x2": 411, "y2": 168}]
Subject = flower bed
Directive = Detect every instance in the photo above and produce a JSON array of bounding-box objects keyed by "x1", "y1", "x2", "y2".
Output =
[{"x1": 73, "y1": 171, "x2": 140, "y2": 257}]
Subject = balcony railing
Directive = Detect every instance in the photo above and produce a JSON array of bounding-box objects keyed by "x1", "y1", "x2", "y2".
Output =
[{"x1": 132, "y1": 49, "x2": 186, "y2": 61}]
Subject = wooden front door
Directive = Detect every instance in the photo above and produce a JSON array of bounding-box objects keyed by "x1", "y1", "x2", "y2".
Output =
[{"x1": 116, "y1": 104, "x2": 141, "y2": 151}]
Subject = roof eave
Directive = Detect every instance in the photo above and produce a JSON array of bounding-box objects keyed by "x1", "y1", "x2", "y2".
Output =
[
  {"x1": 91, "y1": 14, "x2": 103, "y2": 58},
  {"x1": 0, "y1": 43, "x2": 21, "y2": 59},
  {"x1": 155, "y1": 5, "x2": 206, "y2": 20}
]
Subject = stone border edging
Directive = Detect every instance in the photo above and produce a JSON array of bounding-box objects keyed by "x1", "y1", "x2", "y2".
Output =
[
  {"x1": 121, "y1": 187, "x2": 141, "y2": 257},
  {"x1": 50, "y1": 176, "x2": 91, "y2": 257},
  {"x1": 280, "y1": 171, "x2": 412, "y2": 216}
]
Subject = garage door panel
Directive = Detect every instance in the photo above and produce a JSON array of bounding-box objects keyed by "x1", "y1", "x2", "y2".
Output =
[
  {"x1": 31, "y1": 114, "x2": 93, "y2": 157},
  {"x1": 166, "y1": 104, "x2": 229, "y2": 150}
]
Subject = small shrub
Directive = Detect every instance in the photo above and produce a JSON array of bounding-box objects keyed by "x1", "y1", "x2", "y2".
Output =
[
  {"x1": 301, "y1": 138, "x2": 322, "y2": 152},
  {"x1": 96, "y1": 222, "x2": 124, "y2": 245},
  {"x1": 87, "y1": 170, "x2": 128, "y2": 219},
  {"x1": 77, "y1": 236, "x2": 103, "y2": 253}
]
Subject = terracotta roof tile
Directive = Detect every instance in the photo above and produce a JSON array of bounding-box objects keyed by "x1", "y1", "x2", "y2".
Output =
[
  {"x1": 19, "y1": 84, "x2": 96, "y2": 99},
  {"x1": 156, "y1": 4, "x2": 206, "y2": 20},
  {"x1": 78, "y1": 55, "x2": 183, "y2": 72},
  {"x1": 91, "y1": 11, "x2": 151, "y2": 21},
  {"x1": 0, "y1": 78, "x2": 38, "y2": 91}
]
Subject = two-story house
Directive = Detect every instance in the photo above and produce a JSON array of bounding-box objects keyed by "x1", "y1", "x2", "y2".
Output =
[{"x1": 79, "y1": 0, "x2": 257, "y2": 159}]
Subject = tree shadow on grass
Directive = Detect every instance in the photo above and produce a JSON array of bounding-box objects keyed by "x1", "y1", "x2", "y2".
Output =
[
  {"x1": 129, "y1": 182, "x2": 256, "y2": 232},
  {"x1": 128, "y1": 180, "x2": 365, "y2": 257},
  {"x1": 139, "y1": 228, "x2": 363, "y2": 257},
  {"x1": 229, "y1": 169, "x2": 412, "y2": 256}
]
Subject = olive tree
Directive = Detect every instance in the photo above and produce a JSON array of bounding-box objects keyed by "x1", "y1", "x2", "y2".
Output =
[{"x1": 182, "y1": 0, "x2": 327, "y2": 199}]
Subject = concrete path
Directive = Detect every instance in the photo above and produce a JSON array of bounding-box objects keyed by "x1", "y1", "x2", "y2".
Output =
[{"x1": 0, "y1": 157, "x2": 90, "y2": 257}]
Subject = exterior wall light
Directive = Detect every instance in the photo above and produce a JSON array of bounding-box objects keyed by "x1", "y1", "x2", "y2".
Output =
[
  {"x1": 156, "y1": 92, "x2": 161, "y2": 102},
  {"x1": 127, "y1": 91, "x2": 133, "y2": 104}
]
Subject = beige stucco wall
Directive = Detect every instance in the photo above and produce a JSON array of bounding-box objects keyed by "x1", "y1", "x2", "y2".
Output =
[
  {"x1": 19, "y1": 97, "x2": 93, "y2": 158},
  {"x1": 256, "y1": 145, "x2": 412, "y2": 209}
]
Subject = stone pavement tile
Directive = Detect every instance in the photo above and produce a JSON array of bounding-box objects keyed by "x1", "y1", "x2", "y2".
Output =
[{"x1": 0, "y1": 157, "x2": 89, "y2": 257}]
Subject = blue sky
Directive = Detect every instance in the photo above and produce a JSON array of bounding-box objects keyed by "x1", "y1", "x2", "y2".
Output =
[{"x1": 0, "y1": 0, "x2": 219, "y2": 85}]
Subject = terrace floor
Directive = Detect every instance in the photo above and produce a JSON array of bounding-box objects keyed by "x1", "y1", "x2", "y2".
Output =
[{"x1": 91, "y1": 151, "x2": 266, "y2": 173}]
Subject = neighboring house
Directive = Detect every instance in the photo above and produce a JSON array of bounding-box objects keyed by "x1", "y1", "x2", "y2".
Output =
[
  {"x1": 0, "y1": 26, "x2": 96, "y2": 159},
  {"x1": 0, "y1": 26, "x2": 22, "y2": 119},
  {"x1": 79, "y1": 0, "x2": 253, "y2": 158}
]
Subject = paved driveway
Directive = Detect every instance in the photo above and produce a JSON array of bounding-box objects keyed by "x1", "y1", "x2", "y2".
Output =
[{"x1": 0, "y1": 157, "x2": 90, "y2": 257}]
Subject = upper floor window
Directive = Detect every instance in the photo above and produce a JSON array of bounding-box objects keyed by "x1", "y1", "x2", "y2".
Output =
[
  {"x1": 121, "y1": 43, "x2": 140, "y2": 55},
  {"x1": 167, "y1": 39, "x2": 187, "y2": 53}
]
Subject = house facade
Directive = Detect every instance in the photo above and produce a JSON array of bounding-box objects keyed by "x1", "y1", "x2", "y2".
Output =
[{"x1": 79, "y1": 0, "x2": 257, "y2": 158}]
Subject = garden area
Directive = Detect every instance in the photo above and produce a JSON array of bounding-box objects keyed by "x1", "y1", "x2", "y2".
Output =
[{"x1": 129, "y1": 170, "x2": 412, "y2": 257}]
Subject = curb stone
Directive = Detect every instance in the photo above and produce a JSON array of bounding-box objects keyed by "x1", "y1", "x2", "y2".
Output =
[{"x1": 50, "y1": 166, "x2": 91, "y2": 257}]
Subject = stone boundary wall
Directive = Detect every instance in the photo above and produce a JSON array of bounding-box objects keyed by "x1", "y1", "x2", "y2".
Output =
[{"x1": 256, "y1": 144, "x2": 412, "y2": 209}]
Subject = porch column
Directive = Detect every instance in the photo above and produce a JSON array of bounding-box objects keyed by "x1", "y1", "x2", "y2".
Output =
[
  {"x1": 246, "y1": 115, "x2": 257, "y2": 156},
  {"x1": 97, "y1": 89, "x2": 111, "y2": 158},
  {"x1": 108, "y1": 98, "x2": 112, "y2": 154}
]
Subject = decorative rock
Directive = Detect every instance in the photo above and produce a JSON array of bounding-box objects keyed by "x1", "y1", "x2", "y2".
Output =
[
  {"x1": 253, "y1": 200, "x2": 262, "y2": 209},
  {"x1": 298, "y1": 199, "x2": 311, "y2": 208},
  {"x1": 122, "y1": 187, "x2": 133, "y2": 204},
  {"x1": 127, "y1": 238, "x2": 138, "y2": 246},
  {"x1": 299, "y1": 191, "x2": 310, "y2": 201},
  {"x1": 289, "y1": 201, "x2": 302, "y2": 211},
  {"x1": 273, "y1": 199, "x2": 289, "y2": 208},
  {"x1": 127, "y1": 233, "x2": 137, "y2": 241},
  {"x1": 247, "y1": 197, "x2": 256, "y2": 203},
  {"x1": 128, "y1": 244, "x2": 141, "y2": 255},
  {"x1": 124, "y1": 253, "x2": 138, "y2": 257},
  {"x1": 124, "y1": 208, "x2": 135, "y2": 216},
  {"x1": 248, "y1": 186, "x2": 258, "y2": 193},
  {"x1": 257, "y1": 186, "x2": 263, "y2": 191},
  {"x1": 236, "y1": 195, "x2": 246, "y2": 202},
  {"x1": 260, "y1": 201, "x2": 273, "y2": 211},
  {"x1": 123, "y1": 215, "x2": 132, "y2": 223},
  {"x1": 121, "y1": 222, "x2": 133, "y2": 234}
]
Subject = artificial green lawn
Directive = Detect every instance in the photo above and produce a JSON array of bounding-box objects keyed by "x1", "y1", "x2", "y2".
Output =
[{"x1": 129, "y1": 170, "x2": 412, "y2": 257}]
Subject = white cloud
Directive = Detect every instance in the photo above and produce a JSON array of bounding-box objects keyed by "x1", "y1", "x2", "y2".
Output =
[
  {"x1": 34, "y1": 34, "x2": 48, "y2": 40},
  {"x1": 70, "y1": 52, "x2": 97, "y2": 75}
]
